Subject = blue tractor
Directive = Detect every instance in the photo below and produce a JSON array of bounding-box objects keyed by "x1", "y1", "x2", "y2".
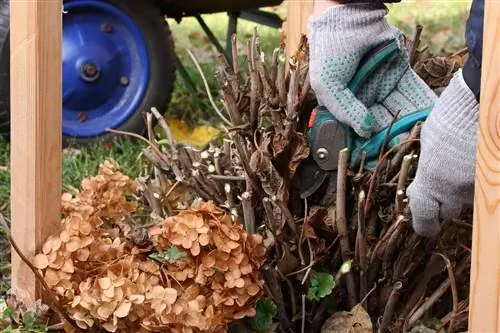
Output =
[{"x1": 0, "y1": 0, "x2": 283, "y2": 144}]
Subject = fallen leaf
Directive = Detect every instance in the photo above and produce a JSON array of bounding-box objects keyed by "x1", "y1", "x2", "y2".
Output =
[
  {"x1": 277, "y1": 243, "x2": 299, "y2": 275},
  {"x1": 320, "y1": 304, "x2": 373, "y2": 333},
  {"x1": 159, "y1": 118, "x2": 220, "y2": 149}
]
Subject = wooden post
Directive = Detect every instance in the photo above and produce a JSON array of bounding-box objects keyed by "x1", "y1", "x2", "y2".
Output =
[
  {"x1": 468, "y1": 0, "x2": 500, "y2": 331},
  {"x1": 10, "y1": 0, "x2": 63, "y2": 303},
  {"x1": 285, "y1": 0, "x2": 313, "y2": 58}
]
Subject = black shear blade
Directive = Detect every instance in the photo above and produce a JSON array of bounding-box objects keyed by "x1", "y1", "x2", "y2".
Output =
[{"x1": 299, "y1": 156, "x2": 329, "y2": 199}]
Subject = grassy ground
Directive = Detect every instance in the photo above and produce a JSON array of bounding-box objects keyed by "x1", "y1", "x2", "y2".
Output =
[
  {"x1": 0, "y1": 0, "x2": 473, "y2": 323},
  {"x1": 0, "y1": 0, "x2": 473, "y2": 214}
]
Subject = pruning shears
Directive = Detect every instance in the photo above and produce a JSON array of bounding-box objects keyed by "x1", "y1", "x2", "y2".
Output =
[{"x1": 300, "y1": 39, "x2": 432, "y2": 199}]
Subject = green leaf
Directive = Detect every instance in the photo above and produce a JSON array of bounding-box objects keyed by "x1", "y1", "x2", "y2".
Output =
[
  {"x1": 148, "y1": 246, "x2": 187, "y2": 263},
  {"x1": 248, "y1": 298, "x2": 278, "y2": 331},
  {"x1": 21, "y1": 311, "x2": 36, "y2": 328},
  {"x1": 165, "y1": 247, "x2": 187, "y2": 260},
  {"x1": 307, "y1": 272, "x2": 336, "y2": 301},
  {"x1": 2, "y1": 308, "x2": 12, "y2": 318}
]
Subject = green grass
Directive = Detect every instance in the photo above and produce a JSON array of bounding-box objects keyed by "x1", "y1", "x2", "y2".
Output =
[
  {"x1": 0, "y1": 1, "x2": 474, "y2": 213},
  {"x1": 0, "y1": 138, "x2": 148, "y2": 217},
  {"x1": 165, "y1": 0, "x2": 472, "y2": 124},
  {"x1": 387, "y1": 0, "x2": 472, "y2": 54}
]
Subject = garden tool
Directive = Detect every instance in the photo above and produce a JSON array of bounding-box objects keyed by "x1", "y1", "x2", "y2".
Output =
[{"x1": 300, "y1": 38, "x2": 432, "y2": 199}]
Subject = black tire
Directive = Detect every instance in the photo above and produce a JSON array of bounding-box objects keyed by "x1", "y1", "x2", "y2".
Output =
[
  {"x1": 0, "y1": 0, "x2": 9, "y2": 140},
  {"x1": 0, "y1": 0, "x2": 177, "y2": 145}
]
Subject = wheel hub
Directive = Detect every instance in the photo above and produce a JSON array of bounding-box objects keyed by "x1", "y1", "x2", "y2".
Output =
[
  {"x1": 62, "y1": 0, "x2": 150, "y2": 138},
  {"x1": 80, "y1": 62, "x2": 100, "y2": 81}
]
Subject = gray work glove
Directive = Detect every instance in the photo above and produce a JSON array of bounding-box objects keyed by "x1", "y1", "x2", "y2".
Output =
[
  {"x1": 307, "y1": 3, "x2": 436, "y2": 140},
  {"x1": 407, "y1": 69, "x2": 479, "y2": 237}
]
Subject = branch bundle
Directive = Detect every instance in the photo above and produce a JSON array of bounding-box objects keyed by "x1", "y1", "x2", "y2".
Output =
[{"x1": 135, "y1": 29, "x2": 472, "y2": 333}]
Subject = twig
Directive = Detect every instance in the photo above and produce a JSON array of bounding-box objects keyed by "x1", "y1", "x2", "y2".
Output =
[
  {"x1": 247, "y1": 36, "x2": 260, "y2": 129},
  {"x1": 382, "y1": 217, "x2": 407, "y2": 275},
  {"x1": 399, "y1": 253, "x2": 443, "y2": 325},
  {"x1": 336, "y1": 148, "x2": 357, "y2": 308},
  {"x1": 379, "y1": 281, "x2": 403, "y2": 333},
  {"x1": 301, "y1": 239, "x2": 314, "y2": 285},
  {"x1": 436, "y1": 253, "x2": 459, "y2": 333},
  {"x1": 301, "y1": 294, "x2": 306, "y2": 333},
  {"x1": 363, "y1": 139, "x2": 420, "y2": 216},
  {"x1": 437, "y1": 300, "x2": 469, "y2": 333},
  {"x1": 150, "y1": 107, "x2": 179, "y2": 160},
  {"x1": 395, "y1": 155, "x2": 413, "y2": 214},
  {"x1": 241, "y1": 191, "x2": 255, "y2": 233},
  {"x1": 277, "y1": 48, "x2": 287, "y2": 108},
  {"x1": 146, "y1": 112, "x2": 166, "y2": 188},
  {"x1": 231, "y1": 34, "x2": 239, "y2": 77},
  {"x1": 208, "y1": 174, "x2": 245, "y2": 181},
  {"x1": 410, "y1": 24, "x2": 423, "y2": 66},
  {"x1": 365, "y1": 110, "x2": 401, "y2": 216},
  {"x1": 0, "y1": 215, "x2": 79, "y2": 331},
  {"x1": 356, "y1": 191, "x2": 368, "y2": 303},
  {"x1": 276, "y1": 268, "x2": 298, "y2": 321},
  {"x1": 408, "y1": 254, "x2": 471, "y2": 327},
  {"x1": 186, "y1": 48, "x2": 232, "y2": 126}
]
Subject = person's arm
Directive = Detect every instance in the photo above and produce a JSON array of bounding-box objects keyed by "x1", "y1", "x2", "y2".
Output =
[
  {"x1": 407, "y1": 0, "x2": 484, "y2": 237},
  {"x1": 311, "y1": 1, "x2": 342, "y2": 18},
  {"x1": 307, "y1": 2, "x2": 397, "y2": 138}
]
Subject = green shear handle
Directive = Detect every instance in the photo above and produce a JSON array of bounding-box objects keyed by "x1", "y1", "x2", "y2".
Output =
[{"x1": 307, "y1": 38, "x2": 431, "y2": 171}]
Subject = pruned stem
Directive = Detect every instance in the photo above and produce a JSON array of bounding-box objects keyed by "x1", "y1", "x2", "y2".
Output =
[
  {"x1": 379, "y1": 281, "x2": 403, "y2": 333},
  {"x1": 395, "y1": 155, "x2": 413, "y2": 214},
  {"x1": 336, "y1": 148, "x2": 357, "y2": 307},
  {"x1": 241, "y1": 191, "x2": 255, "y2": 234},
  {"x1": 356, "y1": 191, "x2": 368, "y2": 303}
]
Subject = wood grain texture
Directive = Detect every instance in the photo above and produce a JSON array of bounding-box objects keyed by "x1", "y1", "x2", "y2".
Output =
[
  {"x1": 468, "y1": 0, "x2": 500, "y2": 331},
  {"x1": 285, "y1": 0, "x2": 313, "y2": 59},
  {"x1": 10, "y1": 0, "x2": 62, "y2": 303}
]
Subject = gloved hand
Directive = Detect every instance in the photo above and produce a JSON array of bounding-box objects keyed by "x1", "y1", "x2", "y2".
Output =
[
  {"x1": 406, "y1": 70, "x2": 479, "y2": 237},
  {"x1": 407, "y1": 0, "x2": 483, "y2": 237},
  {"x1": 307, "y1": 2, "x2": 436, "y2": 141}
]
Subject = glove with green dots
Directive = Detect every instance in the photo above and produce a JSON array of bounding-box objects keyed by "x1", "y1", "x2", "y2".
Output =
[{"x1": 307, "y1": 2, "x2": 436, "y2": 140}]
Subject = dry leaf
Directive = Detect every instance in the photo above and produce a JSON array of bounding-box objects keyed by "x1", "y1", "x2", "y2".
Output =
[
  {"x1": 321, "y1": 304, "x2": 373, "y2": 333},
  {"x1": 289, "y1": 133, "x2": 310, "y2": 178}
]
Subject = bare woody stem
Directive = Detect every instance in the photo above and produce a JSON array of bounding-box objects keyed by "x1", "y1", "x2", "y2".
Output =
[{"x1": 336, "y1": 148, "x2": 357, "y2": 308}]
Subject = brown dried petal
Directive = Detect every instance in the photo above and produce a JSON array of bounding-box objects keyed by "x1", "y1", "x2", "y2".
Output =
[
  {"x1": 60, "y1": 230, "x2": 70, "y2": 243},
  {"x1": 191, "y1": 242, "x2": 201, "y2": 256},
  {"x1": 102, "y1": 321, "x2": 117, "y2": 332},
  {"x1": 76, "y1": 248, "x2": 90, "y2": 262},
  {"x1": 97, "y1": 302, "x2": 118, "y2": 320},
  {"x1": 33, "y1": 254, "x2": 49, "y2": 269},
  {"x1": 164, "y1": 288, "x2": 178, "y2": 305},
  {"x1": 129, "y1": 294, "x2": 145, "y2": 304},
  {"x1": 99, "y1": 277, "x2": 112, "y2": 290},
  {"x1": 44, "y1": 269, "x2": 60, "y2": 286},
  {"x1": 66, "y1": 237, "x2": 82, "y2": 252},
  {"x1": 79, "y1": 220, "x2": 93, "y2": 235},
  {"x1": 114, "y1": 301, "x2": 131, "y2": 318},
  {"x1": 61, "y1": 258, "x2": 75, "y2": 273},
  {"x1": 198, "y1": 234, "x2": 210, "y2": 247},
  {"x1": 247, "y1": 284, "x2": 260, "y2": 296},
  {"x1": 234, "y1": 278, "x2": 245, "y2": 288}
]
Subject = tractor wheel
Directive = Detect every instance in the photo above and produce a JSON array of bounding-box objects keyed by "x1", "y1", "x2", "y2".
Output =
[
  {"x1": 0, "y1": 0, "x2": 9, "y2": 139},
  {"x1": 0, "y1": 0, "x2": 177, "y2": 145}
]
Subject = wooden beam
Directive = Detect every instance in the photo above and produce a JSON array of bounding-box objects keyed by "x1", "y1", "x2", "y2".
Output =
[
  {"x1": 468, "y1": 0, "x2": 500, "y2": 331},
  {"x1": 10, "y1": 0, "x2": 63, "y2": 303},
  {"x1": 285, "y1": 0, "x2": 313, "y2": 58}
]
